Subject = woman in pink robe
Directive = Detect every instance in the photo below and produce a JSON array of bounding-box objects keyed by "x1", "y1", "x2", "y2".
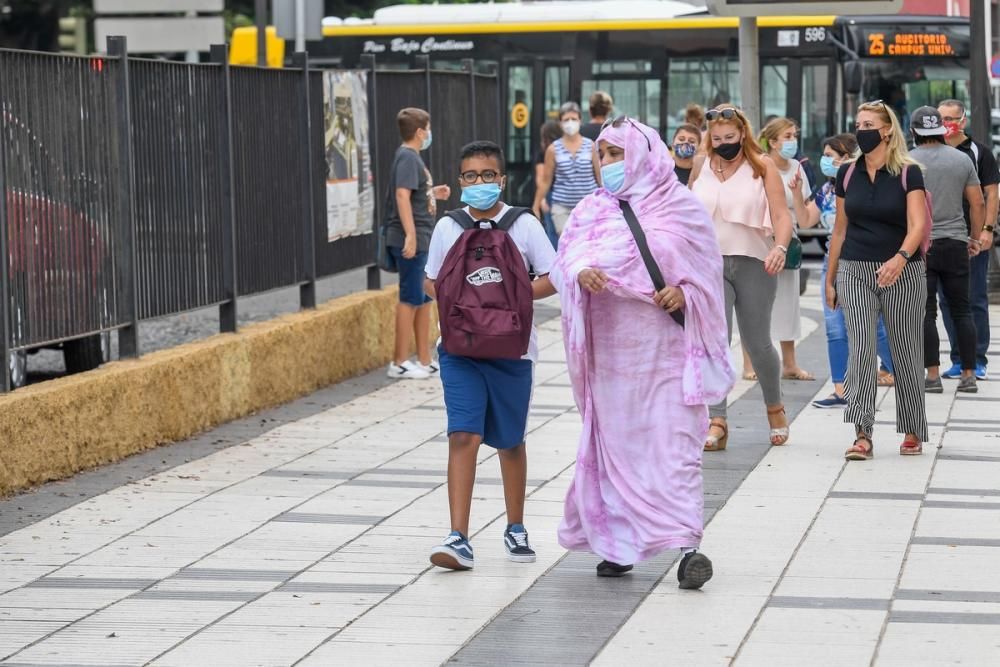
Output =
[{"x1": 549, "y1": 118, "x2": 735, "y2": 588}]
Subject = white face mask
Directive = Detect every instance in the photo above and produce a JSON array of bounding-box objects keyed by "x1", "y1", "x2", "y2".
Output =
[{"x1": 561, "y1": 120, "x2": 580, "y2": 137}]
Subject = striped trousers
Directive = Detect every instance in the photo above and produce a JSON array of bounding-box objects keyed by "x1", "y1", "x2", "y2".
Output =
[{"x1": 837, "y1": 259, "x2": 928, "y2": 442}]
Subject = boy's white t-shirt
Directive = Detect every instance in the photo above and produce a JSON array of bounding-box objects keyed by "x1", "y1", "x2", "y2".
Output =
[{"x1": 425, "y1": 204, "x2": 557, "y2": 363}]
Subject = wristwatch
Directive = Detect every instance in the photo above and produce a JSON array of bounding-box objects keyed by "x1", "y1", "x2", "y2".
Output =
[{"x1": 897, "y1": 250, "x2": 912, "y2": 260}]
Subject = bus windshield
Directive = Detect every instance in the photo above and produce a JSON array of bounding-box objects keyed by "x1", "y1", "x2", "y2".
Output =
[{"x1": 851, "y1": 58, "x2": 970, "y2": 132}]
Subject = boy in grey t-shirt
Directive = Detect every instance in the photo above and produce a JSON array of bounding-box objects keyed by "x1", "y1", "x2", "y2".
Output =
[{"x1": 909, "y1": 106, "x2": 986, "y2": 393}]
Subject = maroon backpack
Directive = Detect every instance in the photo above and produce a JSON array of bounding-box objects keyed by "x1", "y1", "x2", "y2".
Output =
[{"x1": 435, "y1": 207, "x2": 534, "y2": 360}]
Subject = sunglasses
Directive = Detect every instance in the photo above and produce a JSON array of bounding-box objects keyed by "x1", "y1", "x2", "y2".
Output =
[
  {"x1": 859, "y1": 99, "x2": 886, "y2": 110},
  {"x1": 601, "y1": 115, "x2": 652, "y2": 152},
  {"x1": 705, "y1": 107, "x2": 743, "y2": 122}
]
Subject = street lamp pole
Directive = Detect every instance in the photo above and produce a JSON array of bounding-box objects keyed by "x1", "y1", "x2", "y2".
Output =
[{"x1": 971, "y1": 0, "x2": 991, "y2": 141}]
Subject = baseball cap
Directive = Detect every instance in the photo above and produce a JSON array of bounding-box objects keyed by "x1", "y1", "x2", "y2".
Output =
[{"x1": 911, "y1": 106, "x2": 947, "y2": 136}]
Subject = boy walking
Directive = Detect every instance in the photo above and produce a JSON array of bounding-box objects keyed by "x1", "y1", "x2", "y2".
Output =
[
  {"x1": 384, "y1": 107, "x2": 450, "y2": 380},
  {"x1": 424, "y1": 141, "x2": 557, "y2": 570}
]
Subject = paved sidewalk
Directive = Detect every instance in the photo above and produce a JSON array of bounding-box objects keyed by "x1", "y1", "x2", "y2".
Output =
[{"x1": 1, "y1": 289, "x2": 999, "y2": 666}]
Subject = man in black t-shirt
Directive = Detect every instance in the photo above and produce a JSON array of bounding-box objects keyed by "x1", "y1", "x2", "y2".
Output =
[
  {"x1": 580, "y1": 91, "x2": 613, "y2": 142},
  {"x1": 938, "y1": 100, "x2": 1000, "y2": 380}
]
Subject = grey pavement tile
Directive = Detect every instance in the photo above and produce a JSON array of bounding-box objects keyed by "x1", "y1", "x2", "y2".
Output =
[
  {"x1": 271, "y1": 513, "x2": 385, "y2": 525},
  {"x1": 828, "y1": 492, "x2": 925, "y2": 501},
  {"x1": 896, "y1": 589, "x2": 1000, "y2": 603},
  {"x1": 911, "y1": 537, "x2": 1000, "y2": 547},
  {"x1": 890, "y1": 610, "x2": 1000, "y2": 624},
  {"x1": 768, "y1": 596, "x2": 890, "y2": 610},
  {"x1": 278, "y1": 582, "x2": 399, "y2": 594},
  {"x1": 0, "y1": 664, "x2": 138, "y2": 667},
  {"x1": 371, "y1": 468, "x2": 443, "y2": 476},
  {"x1": 922, "y1": 500, "x2": 1000, "y2": 510},
  {"x1": 944, "y1": 426, "x2": 1000, "y2": 433},
  {"x1": 259, "y1": 470, "x2": 356, "y2": 479},
  {"x1": 927, "y1": 487, "x2": 1000, "y2": 497},
  {"x1": 936, "y1": 453, "x2": 1000, "y2": 462},
  {"x1": 131, "y1": 590, "x2": 259, "y2": 602},
  {"x1": 341, "y1": 479, "x2": 440, "y2": 489},
  {"x1": 955, "y1": 395, "x2": 1000, "y2": 401},
  {"x1": 24, "y1": 578, "x2": 158, "y2": 590},
  {"x1": 172, "y1": 569, "x2": 298, "y2": 581}
]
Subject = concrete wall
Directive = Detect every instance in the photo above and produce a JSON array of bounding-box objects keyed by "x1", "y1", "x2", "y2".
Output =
[{"x1": 0, "y1": 287, "x2": 413, "y2": 497}]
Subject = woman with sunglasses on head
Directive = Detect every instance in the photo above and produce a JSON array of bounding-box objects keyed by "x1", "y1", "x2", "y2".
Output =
[
  {"x1": 551, "y1": 116, "x2": 734, "y2": 587},
  {"x1": 687, "y1": 106, "x2": 795, "y2": 452},
  {"x1": 812, "y1": 134, "x2": 896, "y2": 409},
  {"x1": 827, "y1": 101, "x2": 929, "y2": 459},
  {"x1": 671, "y1": 124, "x2": 702, "y2": 185},
  {"x1": 533, "y1": 102, "x2": 602, "y2": 241}
]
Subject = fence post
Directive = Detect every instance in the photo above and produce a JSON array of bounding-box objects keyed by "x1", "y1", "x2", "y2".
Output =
[
  {"x1": 416, "y1": 54, "x2": 431, "y2": 170},
  {"x1": 211, "y1": 44, "x2": 238, "y2": 333},
  {"x1": 107, "y1": 36, "x2": 140, "y2": 358},
  {"x1": 361, "y1": 53, "x2": 381, "y2": 291},
  {"x1": 463, "y1": 58, "x2": 477, "y2": 138},
  {"x1": 0, "y1": 73, "x2": 11, "y2": 392},
  {"x1": 293, "y1": 51, "x2": 317, "y2": 309}
]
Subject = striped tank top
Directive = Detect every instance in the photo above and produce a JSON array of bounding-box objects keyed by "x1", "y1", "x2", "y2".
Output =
[{"x1": 551, "y1": 137, "x2": 599, "y2": 206}]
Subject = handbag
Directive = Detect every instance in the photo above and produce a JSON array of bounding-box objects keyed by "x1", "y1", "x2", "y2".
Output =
[
  {"x1": 619, "y1": 200, "x2": 685, "y2": 328},
  {"x1": 784, "y1": 236, "x2": 803, "y2": 271}
]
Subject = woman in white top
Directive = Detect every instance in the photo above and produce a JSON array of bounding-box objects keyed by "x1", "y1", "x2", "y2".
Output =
[{"x1": 742, "y1": 117, "x2": 821, "y2": 381}]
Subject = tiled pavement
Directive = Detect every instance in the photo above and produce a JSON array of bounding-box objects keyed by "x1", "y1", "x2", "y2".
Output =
[{"x1": 2, "y1": 290, "x2": 999, "y2": 666}]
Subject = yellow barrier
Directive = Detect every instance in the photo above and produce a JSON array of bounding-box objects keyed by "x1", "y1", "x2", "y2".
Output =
[{"x1": 0, "y1": 287, "x2": 415, "y2": 496}]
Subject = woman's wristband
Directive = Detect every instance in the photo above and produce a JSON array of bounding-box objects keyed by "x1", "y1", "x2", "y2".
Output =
[{"x1": 775, "y1": 244, "x2": 788, "y2": 254}]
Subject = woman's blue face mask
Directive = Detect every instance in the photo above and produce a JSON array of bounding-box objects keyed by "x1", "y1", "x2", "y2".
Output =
[
  {"x1": 460, "y1": 183, "x2": 502, "y2": 210},
  {"x1": 820, "y1": 155, "x2": 840, "y2": 179},
  {"x1": 601, "y1": 160, "x2": 627, "y2": 193},
  {"x1": 779, "y1": 139, "x2": 798, "y2": 160}
]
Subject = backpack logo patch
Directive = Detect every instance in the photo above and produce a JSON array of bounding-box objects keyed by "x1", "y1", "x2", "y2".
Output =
[{"x1": 466, "y1": 267, "x2": 503, "y2": 286}]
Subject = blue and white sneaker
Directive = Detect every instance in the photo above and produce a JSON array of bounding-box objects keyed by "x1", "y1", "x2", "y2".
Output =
[
  {"x1": 503, "y1": 524, "x2": 536, "y2": 563},
  {"x1": 812, "y1": 393, "x2": 847, "y2": 409},
  {"x1": 430, "y1": 531, "x2": 474, "y2": 570},
  {"x1": 418, "y1": 361, "x2": 439, "y2": 376},
  {"x1": 941, "y1": 363, "x2": 963, "y2": 380},
  {"x1": 976, "y1": 364, "x2": 988, "y2": 381}
]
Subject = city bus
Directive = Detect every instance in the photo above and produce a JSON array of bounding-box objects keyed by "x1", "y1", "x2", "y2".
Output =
[{"x1": 293, "y1": 1, "x2": 972, "y2": 205}]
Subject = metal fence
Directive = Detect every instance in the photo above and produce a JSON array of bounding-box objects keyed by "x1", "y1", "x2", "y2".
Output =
[{"x1": 0, "y1": 39, "x2": 500, "y2": 392}]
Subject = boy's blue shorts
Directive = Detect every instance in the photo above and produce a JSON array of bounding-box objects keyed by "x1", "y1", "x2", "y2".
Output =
[
  {"x1": 438, "y1": 347, "x2": 533, "y2": 449},
  {"x1": 388, "y1": 246, "x2": 432, "y2": 307}
]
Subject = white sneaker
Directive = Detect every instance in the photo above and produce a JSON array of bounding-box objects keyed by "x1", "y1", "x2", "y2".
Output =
[
  {"x1": 387, "y1": 360, "x2": 430, "y2": 380},
  {"x1": 417, "y1": 361, "x2": 439, "y2": 376}
]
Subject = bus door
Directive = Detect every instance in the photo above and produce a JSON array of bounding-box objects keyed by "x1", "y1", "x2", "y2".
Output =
[
  {"x1": 583, "y1": 59, "x2": 662, "y2": 137},
  {"x1": 503, "y1": 58, "x2": 570, "y2": 207}
]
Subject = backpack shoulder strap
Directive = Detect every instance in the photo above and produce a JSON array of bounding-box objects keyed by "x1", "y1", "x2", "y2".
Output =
[
  {"x1": 443, "y1": 208, "x2": 478, "y2": 230},
  {"x1": 619, "y1": 200, "x2": 684, "y2": 328},
  {"x1": 971, "y1": 141, "x2": 980, "y2": 163},
  {"x1": 496, "y1": 206, "x2": 534, "y2": 232},
  {"x1": 843, "y1": 161, "x2": 857, "y2": 191}
]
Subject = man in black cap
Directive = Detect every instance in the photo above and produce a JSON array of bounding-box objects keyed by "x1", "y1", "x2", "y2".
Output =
[
  {"x1": 937, "y1": 99, "x2": 999, "y2": 381},
  {"x1": 909, "y1": 106, "x2": 986, "y2": 394}
]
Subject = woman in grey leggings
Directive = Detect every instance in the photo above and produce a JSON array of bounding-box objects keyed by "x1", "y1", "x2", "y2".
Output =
[{"x1": 689, "y1": 106, "x2": 794, "y2": 451}]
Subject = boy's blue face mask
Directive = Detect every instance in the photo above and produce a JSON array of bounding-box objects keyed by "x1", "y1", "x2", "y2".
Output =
[
  {"x1": 820, "y1": 155, "x2": 839, "y2": 178},
  {"x1": 421, "y1": 129, "x2": 433, "y2": 151},
  {"x1": 673, "y1": 142, "x2": 697, "y2": 160},
  {"x1": 461, "y1": 183, "x2": 502, "y2": 210},
  {"x1": 601, "y1": 160, "x2": 627, "y2": 194}
]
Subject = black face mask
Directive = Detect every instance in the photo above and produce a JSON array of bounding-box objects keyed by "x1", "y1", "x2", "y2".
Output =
[
  {"x1": 856, "y1": 128, "x2": 884, "y2": 154},
  {"x1": 715, "y1": 140, "x2": 742, "y2": 161}
]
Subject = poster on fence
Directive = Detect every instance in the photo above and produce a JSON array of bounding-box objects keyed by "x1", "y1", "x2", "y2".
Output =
[{"x1": 323, "y1": 70, "x2": 374, "y2": 242}]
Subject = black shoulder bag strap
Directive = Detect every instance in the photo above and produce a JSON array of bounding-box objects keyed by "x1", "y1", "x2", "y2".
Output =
[
  {"x1": 496, "y1": 206, "x2": 533, "y2": 231},
  {"x1": 443, "y1": 208, "x2": 478, "y2": 230},
  {"x1": 619, "y1": 200, "x2": 685, "y2": 328}
]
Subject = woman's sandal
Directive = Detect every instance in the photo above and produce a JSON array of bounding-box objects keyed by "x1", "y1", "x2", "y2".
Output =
[
  {"x1": 704, "y1": 419, "x2": 729, "y2": 452},
  {"x1": 845, "y1": 434, "x2": 874, "y2": 461},
  {"x1": 878, "y1": 371, "x2": 896, "y2": 387},
  {"x1": 742, "y1": 370, "x2": 758, "y2": 381},
  {"x1": 766, "y1": 406, "x2": 789, "y2": 446},
  {"x1": 781, "y1": 368, "x2": 816, "y2": 381},
  {"x1": 900, "y1": 437, "x2": 923, "y2": 456}
]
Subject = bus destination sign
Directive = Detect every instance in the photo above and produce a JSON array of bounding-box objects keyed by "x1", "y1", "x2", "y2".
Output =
[{"x1": 863, "y1": 30, "x2": 963, "y2": 58}]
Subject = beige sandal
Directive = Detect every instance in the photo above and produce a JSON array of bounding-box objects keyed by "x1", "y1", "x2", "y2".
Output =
[
  {"x1": 767, "y1": 406, "x2": 789, "y2": 446},
  {"x1": 704, "y1": 419, "x2": 729, "y2": 452}
]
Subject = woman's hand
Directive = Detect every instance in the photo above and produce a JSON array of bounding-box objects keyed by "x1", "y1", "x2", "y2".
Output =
[
  {"x1": 825, "y1": 281, "x2": 838, "y2": 310},
  {"x1": 789, "y1": 170, "x2": 804, "y2": 195},
  {"x1": 578, "y1": 268, "x2": 609, "y2": 294},
  {"x1": 653, "y1": 285, "x2": 685, "y2": 313},
  {"x1": 876, "y1": 254, "x2": 906, "y2": 288},
  {"x1": 764, "y1": 246, "x2": 786, "y2": 275},
  {"x1": 432, "y1": 184, "x2": 451, "y2": 201},
  {"x1": 540, "y1": 199, "x2": 551, "y2": 214}
]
